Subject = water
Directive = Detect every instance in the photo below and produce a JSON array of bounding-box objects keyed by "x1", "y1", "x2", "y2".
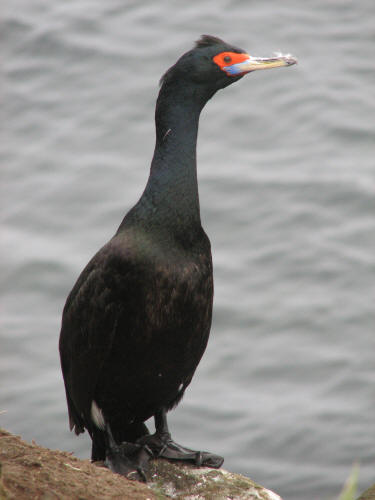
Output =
[{"x1": 1, "y1": 1, "x2": 374, "y2": 499}]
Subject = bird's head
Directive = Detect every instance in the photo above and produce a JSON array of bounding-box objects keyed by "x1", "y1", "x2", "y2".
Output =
[{"x1": 160, "y1": 35, "x2": 297, "y2": 98}]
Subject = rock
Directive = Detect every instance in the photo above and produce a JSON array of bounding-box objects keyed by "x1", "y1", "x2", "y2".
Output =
[
  {"x1": 0, "y1": 428, "x2": 282, "y2": 499},
  {"x1": 147, "y1": 459, "x2": 282, "y2": 499},
  {"x1": 0, "y1": 428, "x2": 153, "y2": 500},
  {"x1": 358, "y1": 484, "x2": 375, "y2": 500}
]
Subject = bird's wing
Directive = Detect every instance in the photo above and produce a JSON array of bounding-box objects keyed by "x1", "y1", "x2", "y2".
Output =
[{"x1": 59, "y1": 237, "x2": 138, "y2": 434}]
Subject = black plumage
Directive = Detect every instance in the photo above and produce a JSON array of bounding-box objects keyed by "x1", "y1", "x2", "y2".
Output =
[{"x1": 59, "y1": 35, "x2": 296, "y2": 478}]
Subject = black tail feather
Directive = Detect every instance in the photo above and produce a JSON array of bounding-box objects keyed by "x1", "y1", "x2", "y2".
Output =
[{"x1": 91, "y1": 421, "x2": 150, "y2": 461}]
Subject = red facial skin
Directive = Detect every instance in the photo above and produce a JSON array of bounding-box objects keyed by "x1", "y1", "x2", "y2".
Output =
[{"x1": 213, "y1": 51, "x2": 250, "y2": 75}]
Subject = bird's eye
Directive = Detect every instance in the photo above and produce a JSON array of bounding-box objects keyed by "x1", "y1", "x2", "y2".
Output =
[{"x1": 223, "y1": 55, "x2": 232, "y2": 63}]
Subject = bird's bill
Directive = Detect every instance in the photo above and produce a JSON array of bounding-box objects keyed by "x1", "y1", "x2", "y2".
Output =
[{"x1": 224, "y1": 53, "x2": 297, "y2": 76}]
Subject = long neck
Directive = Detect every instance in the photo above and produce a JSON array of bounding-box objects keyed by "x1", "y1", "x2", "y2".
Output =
[{"x1": 130, "y1": 82, "x2": 212, "y2": 236}]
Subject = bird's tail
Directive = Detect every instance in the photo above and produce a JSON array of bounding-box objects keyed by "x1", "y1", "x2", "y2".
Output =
[{"x1": 91, "y1": 421, "x2": 150, "y2": 461}]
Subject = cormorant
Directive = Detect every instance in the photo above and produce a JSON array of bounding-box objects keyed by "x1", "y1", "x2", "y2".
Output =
[{"x1": 59, "y1": 35, "x2": 296, "y2": 479}]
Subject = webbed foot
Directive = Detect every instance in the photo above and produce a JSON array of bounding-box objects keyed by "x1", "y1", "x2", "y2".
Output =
[
  {"x1": 137, "y1": 430, "x2": 223, "y2": 468},
  {"x1": 104, "y1": 424, "x2": 153, "y2": 481}
]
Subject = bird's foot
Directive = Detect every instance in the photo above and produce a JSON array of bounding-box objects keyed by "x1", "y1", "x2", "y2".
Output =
[
  {"x1": 137, "y1": 431, "x2": 224, "y2": 468},
  {"x1": 105, "y1": 440, "x2": 153, "y2": 481}
]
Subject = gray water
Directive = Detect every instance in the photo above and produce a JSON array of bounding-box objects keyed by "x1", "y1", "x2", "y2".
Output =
[{"x1": 1, "y1": 1, "x2": 374, "y2": 499}]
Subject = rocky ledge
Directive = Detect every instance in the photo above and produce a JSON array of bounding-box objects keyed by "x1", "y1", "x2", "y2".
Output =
[{"x1": 0, "y1": 428, "x2": 282, "y2": 499}]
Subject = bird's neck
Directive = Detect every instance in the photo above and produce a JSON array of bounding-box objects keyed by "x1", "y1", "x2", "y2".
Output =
[{"x1": 136, "y1": 85, "x2": 210, "y2": 238}]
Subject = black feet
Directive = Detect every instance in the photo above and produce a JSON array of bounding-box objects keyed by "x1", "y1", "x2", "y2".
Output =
[
  {"x1": 101, "y1": 409, "x2": 224, "y2": 482},
  {"x1": 137, "y1": 431, "x2": 224, "y2": 469},
  {"x1": 104, "y1": 424, "x2": 153, "y2": 481}
]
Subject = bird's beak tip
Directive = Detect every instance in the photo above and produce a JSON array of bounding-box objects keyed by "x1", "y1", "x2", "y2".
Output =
[{"x1": 238, "y1": 53, "x2": 298, "y2": 74}]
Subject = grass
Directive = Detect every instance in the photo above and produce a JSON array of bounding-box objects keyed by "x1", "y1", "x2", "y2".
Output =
[{"x1": 338, "y1": 464, "x2": 359, "y2": 500}]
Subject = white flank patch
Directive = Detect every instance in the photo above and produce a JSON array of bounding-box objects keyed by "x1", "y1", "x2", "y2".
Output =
[
  {"x1": 91, "y1": 400, "x2": 105, "y2": 430},
  {"x1": 178, "y1": 383, "x2": 183, "y2": 392}
]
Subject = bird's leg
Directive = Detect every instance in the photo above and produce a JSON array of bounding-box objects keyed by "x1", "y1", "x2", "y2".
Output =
[
  {"x1": 103, "y1": 423, "x2": 153, "y2": 481},
  {"x1": 137, "y1": 408, "x2": 224, "y2": 468}
]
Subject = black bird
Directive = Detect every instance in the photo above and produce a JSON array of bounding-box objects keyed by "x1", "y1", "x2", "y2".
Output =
[{"x1": 59, "y1": 35, "x2": 296, "y2": 479}]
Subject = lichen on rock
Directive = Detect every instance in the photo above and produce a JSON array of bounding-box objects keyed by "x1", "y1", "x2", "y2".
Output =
[{"x1": 147, "y1": 458, "x2": 282, "y2": 500}]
